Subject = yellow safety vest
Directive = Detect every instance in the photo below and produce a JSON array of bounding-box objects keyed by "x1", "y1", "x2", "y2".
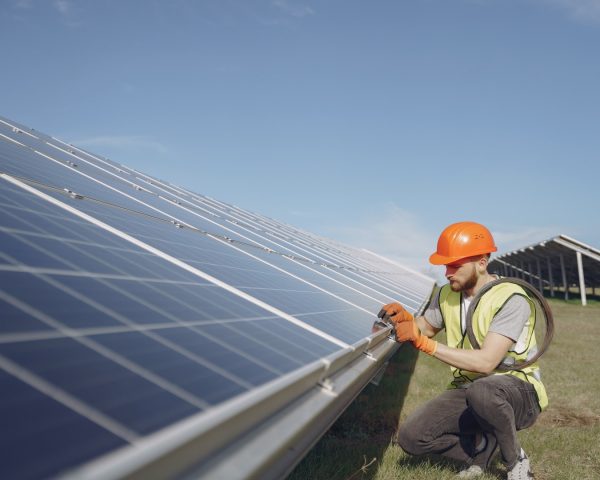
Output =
[{"x1": 438, "y1": 282, "x2": 548, "y2": 411}]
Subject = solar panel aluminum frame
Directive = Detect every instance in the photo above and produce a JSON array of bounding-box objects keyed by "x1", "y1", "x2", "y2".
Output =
[{"x1": 196, "y1": 335, "x2": 398, "y2": 480}]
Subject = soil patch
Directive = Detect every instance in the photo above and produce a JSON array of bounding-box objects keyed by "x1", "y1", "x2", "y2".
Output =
[{"x1": 537, "y1": 405, "x2": 600, "y2": 427}]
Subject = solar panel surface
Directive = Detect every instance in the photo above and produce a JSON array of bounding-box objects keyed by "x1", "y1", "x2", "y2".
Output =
[{"x1": 0, "y1": 115, "x2": 435, "y2": 479}]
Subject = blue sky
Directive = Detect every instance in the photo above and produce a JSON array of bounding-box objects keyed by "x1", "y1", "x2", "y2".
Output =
[{"x1": 1, "y1": 0, "x2": 599, "y2": 277}]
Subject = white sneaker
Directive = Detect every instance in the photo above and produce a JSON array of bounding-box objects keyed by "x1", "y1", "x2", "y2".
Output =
[
  {"x1": 507, "y1": 448, "x2": 534, "y2": 479},
  {"x1": 457, "y1": 465, "x2": 484, "y2": 478}
]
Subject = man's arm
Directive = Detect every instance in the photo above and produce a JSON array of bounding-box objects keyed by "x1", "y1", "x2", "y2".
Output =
[
  {"x1": 432, "y1": 332, "x2": 514, "y2": 374},
  {"x1": 432, "y1": 295, "x2": 531, "y2": 373},
  {"x1": 394, "y1": 316, "x2": 516, "y2": 372},
  {"x1": 383, "y1": 296, "x2": 526, "y2": 374},
  {"x1": 415, "y1": 315, "x2": 441, "y2": 338}
]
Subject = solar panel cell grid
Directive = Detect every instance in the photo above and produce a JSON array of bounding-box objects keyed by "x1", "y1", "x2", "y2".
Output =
[
  {"x1": 14, "y1": 184, "x2": 378, "y2": 343},
  {"x1": 0, "y1": 128, "x2": 258, "y2": 247},
  {"x1": 0, "y1": 370, "x2": 127, "y2": 480}
]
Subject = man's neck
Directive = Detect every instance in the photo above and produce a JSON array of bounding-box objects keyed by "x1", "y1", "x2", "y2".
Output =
[{"x1": 464, "y1": 272, "x2": 494, "y2": 298}]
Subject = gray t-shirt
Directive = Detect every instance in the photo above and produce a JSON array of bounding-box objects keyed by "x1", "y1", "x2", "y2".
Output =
[{"x1": 424, "y1": 288, "x2": 530, "y2": 343}]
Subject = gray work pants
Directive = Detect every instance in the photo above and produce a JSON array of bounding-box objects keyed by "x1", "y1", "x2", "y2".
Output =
[{"x1": 396, "y1": 374, "x2": 540, "y2": 469}]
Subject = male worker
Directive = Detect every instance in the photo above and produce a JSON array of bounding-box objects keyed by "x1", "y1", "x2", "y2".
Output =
[{"x1": 378, "y1": 221, "x2": 547, "y2": 480}]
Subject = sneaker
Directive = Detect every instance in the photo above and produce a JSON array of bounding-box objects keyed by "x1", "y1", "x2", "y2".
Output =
[
  {"x1": 507, "y1": 448, "x2": 534, "y2": 479},
  {"x1": 457, "y1": 465, "x2": 484, "y2": 478}
]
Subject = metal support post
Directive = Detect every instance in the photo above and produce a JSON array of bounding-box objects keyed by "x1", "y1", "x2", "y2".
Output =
[
  {"x1": 547, "y1": 257, "x2": 555, "y2": 297},
  {"x1": 519, "y1": 262, "x2": 525, "y2": 279},
  {"x1": 560, "y1": 254, "x2": 569, "y2": 300},
  {"x1": 576, "y1": 251, "x2": 587, "y2": 306},
  {"x1": 536, "y1": 258, "x2": 543, "y2": 293}
]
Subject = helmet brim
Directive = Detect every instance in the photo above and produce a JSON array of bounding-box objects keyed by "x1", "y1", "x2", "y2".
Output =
[
  {"x1": 429, "y1": 247, "x2": 497, "y2": 266},
  {"x1": 429, "y1": 252, "x2": 465, "y2": 265}
]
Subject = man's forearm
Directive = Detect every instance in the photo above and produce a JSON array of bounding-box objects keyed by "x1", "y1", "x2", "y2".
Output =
[
  {"x1": 431, "y1": 331, "x2": 515, "y2": 374},
  {"x1": 432, "y1": 343, "x2": 501, "y2": 374}
]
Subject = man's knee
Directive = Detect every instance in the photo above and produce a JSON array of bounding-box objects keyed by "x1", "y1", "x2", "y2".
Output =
[
  {"x1": 396, "y1": 425, "x2": 421, "y2": 455},
  {"x1": 466, "y1": 381, "x2": 490, "y2": 409},
  {"x1": 466, "y1": 378, "x2": 507, "y2": 419},
  {"x1": 396, "y1": 389, "x2": 467, "y2": 456},
  {"x1": 466, "y1": 381, "x2": 488, "y2": 405},
  {"x1": 396, "y1": 420, "x2": 429, "y2": 455}
]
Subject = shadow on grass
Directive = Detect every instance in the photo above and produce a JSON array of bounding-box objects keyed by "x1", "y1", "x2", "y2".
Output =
[{"x1": 286, "y1": 343, "x2": 419, "y2": 480}]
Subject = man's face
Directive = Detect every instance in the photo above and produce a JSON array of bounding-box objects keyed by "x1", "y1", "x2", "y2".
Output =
[{"x1": 445, "y1": 257, "x2": 479, "y2": 292}]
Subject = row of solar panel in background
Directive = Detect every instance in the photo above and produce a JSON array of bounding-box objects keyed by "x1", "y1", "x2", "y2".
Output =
[{"x1": 0, "y1": 115, "x2": 434, "y2": 479}]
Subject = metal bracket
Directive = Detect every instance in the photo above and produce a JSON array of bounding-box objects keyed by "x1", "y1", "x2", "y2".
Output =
[
  {"x1": 63, "y1": 188, "x2": 83, "y2": 200},
  {"x1": 369, "y1": 361, "x2": 389, "y2": 386},
  {"x1": 318, "y1": 378, "x2": 335, "y2": 393}
]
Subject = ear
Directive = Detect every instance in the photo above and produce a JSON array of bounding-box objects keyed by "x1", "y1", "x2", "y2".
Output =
[{"x1": 477, "y1": 255, "x2": 489, "y2": 272}]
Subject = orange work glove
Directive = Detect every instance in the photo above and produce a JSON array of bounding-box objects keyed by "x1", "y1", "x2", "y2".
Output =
[
  {"x1": 377, "y1": 302, "x2": 413, "y2": 325},
  {"x1": 394, "y1": 319, "x2": 438, "y2": 356}
]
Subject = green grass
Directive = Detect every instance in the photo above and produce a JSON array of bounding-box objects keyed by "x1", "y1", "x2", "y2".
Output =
[{"x1": 287, "y1": 299, "x2": 600, "y2": 480}]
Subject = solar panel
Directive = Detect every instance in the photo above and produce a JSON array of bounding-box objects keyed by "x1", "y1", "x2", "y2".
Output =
[{"x1": 0, "y1": 115, "x2": 436, "y2": 479}]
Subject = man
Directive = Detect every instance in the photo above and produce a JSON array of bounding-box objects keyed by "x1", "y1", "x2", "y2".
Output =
[{"x1": 378, "y1": 221, "x2": 547, "y2": 480}]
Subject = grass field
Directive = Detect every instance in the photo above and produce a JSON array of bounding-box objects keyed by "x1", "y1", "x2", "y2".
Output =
[{"x1": 287, "y1": 298, "x2": 600, "y2": 480}]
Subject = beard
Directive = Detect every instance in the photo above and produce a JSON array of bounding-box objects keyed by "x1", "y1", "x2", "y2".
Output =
[{"x1": 449, "y1": 268, "x2": 478, "y2": 292}]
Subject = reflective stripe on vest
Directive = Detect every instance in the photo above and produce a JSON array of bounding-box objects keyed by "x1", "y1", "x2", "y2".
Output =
[{"x1": 438, "y1": 282, "x2": 548, "y2": 411}]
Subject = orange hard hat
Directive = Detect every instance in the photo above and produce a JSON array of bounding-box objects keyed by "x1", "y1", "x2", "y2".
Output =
[{"x1": 429, "y1": 221, "x2": 497, "y2": 265}]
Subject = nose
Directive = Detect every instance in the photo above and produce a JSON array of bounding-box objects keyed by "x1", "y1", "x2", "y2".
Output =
[{"x1": 445, "y1": 265, "x2": 457, "y2": 278}]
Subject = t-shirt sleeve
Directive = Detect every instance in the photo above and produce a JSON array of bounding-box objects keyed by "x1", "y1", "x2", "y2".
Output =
[
  {"x1": 423, "y1": 289, "x2": 444, "y2": 329},
  {"x1": 488, "y1": 295, "x2": 530, "y2": 342}
]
